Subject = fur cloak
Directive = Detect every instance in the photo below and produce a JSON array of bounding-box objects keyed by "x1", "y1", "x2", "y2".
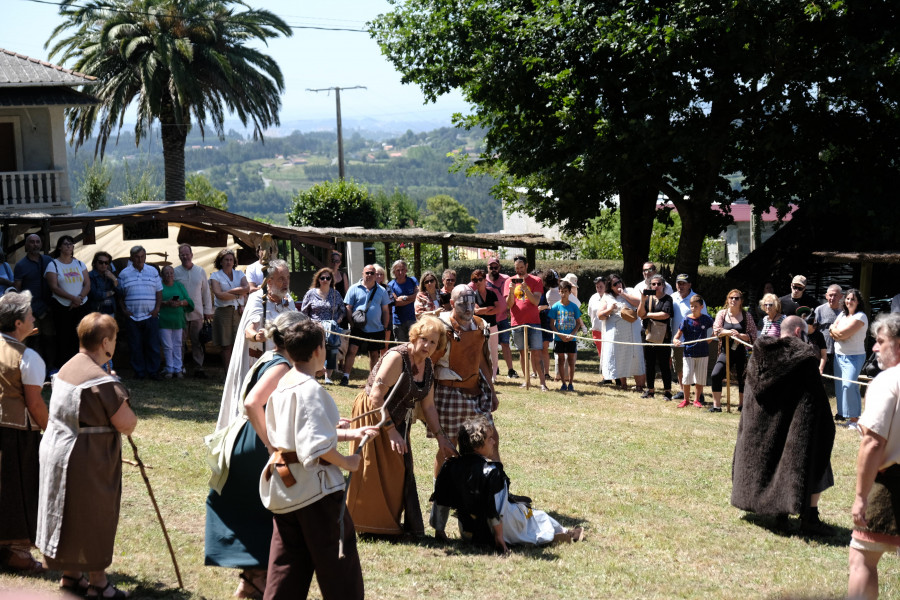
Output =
[{"x1": 731, "y1": 335, "x2": 835, "y2": 516}]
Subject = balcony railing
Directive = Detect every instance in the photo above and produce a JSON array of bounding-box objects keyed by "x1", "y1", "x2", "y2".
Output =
[{"x1": 0, "y1": 170, "x2": 68, "y2": 211}]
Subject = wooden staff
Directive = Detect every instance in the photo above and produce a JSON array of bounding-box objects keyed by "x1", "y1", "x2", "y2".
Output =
[
  {"x1": 524, "y1": 325, "x2": 530, "y2": 390},
  {"x1": 338, "y1": 373, "x2": 408, "y2": 559},
  {"x1": 725, "y1": 335, "x2": 732, "y2": 413},
  {"x1": 126, "y1": 435, "x2": 184, "y2": 589}
]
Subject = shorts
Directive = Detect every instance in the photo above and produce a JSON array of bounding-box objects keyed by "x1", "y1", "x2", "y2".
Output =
[
  {"x1": 850, "y1": 534, "x2": 900, "y2": 554},
  {"x1": 496, "y1": 318, "x2": 511, "y2": 345},
  {"x1": 682, "y1": 356, "x2": 708, "y2": 385},
  {"x1": 554, "y1": 339, "x2": 577, "y2": 354},
  {"x1": 512, "y1": 325, "x2": 543, "y2": 352},
  {"x1": 349, "y1": 328, "x2": 386, "y2": 354},
  {"x1": 212, "y1": 306, "x2": 240, "y2": 346}
]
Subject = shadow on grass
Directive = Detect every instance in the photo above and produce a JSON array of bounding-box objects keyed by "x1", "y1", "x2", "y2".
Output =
[
  {"x1": 740, "y1": 513, "x2": 852, "y2": 547},
  {"x1": 123, "y1": 378, "x2": 223, "y2": 424},
  {"x1": 109, "y1": 571, "x2": 192, "y2": 599}
]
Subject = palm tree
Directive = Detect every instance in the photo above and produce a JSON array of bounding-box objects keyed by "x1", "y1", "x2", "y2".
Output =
[{"x1": 47, "y1": 0, "x2": 292, "y2": 203}]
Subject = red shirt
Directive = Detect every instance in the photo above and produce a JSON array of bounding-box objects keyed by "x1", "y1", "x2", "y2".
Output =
[{"x1": 503, "y1": 273, "x2": 543, "y2": 326}]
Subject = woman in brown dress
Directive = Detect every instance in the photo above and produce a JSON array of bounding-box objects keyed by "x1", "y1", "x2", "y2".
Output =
[
  {"x1": 37, "y1": 313, "x2": 137, "y2": 599},
  {"x1": 345, "y1": 315, "x2": 455, "y2": 535}
]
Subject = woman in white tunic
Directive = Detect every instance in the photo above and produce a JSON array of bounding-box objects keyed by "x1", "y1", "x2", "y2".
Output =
[{"x1": 596, "y1": 275, "x2": 645, "y2": 389}]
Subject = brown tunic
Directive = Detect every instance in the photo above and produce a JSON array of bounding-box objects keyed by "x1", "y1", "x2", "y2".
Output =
[
  {"x1": 345, "y1": 345, "x2": 433, "y2": 535},
  {"x1": 36, "y1": 353, "x2": 129, "y2": 571}
]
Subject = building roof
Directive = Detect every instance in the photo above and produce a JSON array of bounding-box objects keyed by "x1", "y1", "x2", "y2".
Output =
[
  {"x1": 0, "y1": 85, "x2": 98, "y2": 107},
  {"x1": 713, "y1": 202, "x2": 795, "y2": 223},
  {"x1": 0, "y1": 48, "x2": 97, "y2": 88},
  {"x1": 285, "y1": 225, "x2": 569, "y2": 250}
]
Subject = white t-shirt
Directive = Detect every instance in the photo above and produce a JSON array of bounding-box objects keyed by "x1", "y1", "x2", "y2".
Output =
[
  {"x1": 1, "y1": 334, "x2": 45, "y2": 385},
  {"x1": 633, "y1": 279, "x2": 674, "y2": 296},
  {"x1": 246, "y1": 261, "x2": 264, "y2": 287},
  {"x1": 44, "y1": 258, "x2": 88, "y2": 307},
  {"x1": 210, "y1": 269, "x2": 245, "y2": 309},
  {"x1": 833, "y1": 312, "x2": 868, "y2": 356},
  {"x1": 859, "y1": 365, "x2": 900, "y2": 470},
  {"x1": 587, "y1": 293, "x2": 605, "y2": 331}
]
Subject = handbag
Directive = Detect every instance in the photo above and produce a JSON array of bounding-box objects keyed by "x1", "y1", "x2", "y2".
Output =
[
  {"x1": 351, "y1": 285, "x2": 377, "y2": 326},
  {"x1": 322, "y1": 319, "x2": 343, "y2": 349},
  {"x1": 646, "y1": 320, "x2": 668, "y2": 344},
  {"x1": 620, "y1": 306, "x2": 638, "y2": 323},
  {"x1": 198, "y1": 319, "x2": 213, "y2": 345}
]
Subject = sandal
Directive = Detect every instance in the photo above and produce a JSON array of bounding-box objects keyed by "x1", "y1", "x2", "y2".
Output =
[
  {"x1": 60, "y1": 574, "x2": 90, "y2": 597},
  {"x1": 236, "y1": 571, "x2": 264, "y2": 599},
  {"x1": 2, "y1": 548, "x2": 46, "y2": 574},
  {"x1": 87, "y1": 581, "x2": 130, "y2": 599}
]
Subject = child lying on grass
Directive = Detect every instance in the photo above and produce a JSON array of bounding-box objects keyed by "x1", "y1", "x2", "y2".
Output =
[{"x1": 431, "y1": 415, "x2": 584, "y2": 554}]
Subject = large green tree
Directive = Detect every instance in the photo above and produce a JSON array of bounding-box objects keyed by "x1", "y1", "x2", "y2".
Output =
[
  {"x1": 419, "y1": 194, "x2": 478, "y2": 233},
  {"x1": 372, "y1": 0, "x2": 900, "y2": 278},
  {"x1": 47, "y1": 0, "x2": 292, "y2": 204}
]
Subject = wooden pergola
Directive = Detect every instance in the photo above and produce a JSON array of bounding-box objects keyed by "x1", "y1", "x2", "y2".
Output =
[{"x1": 811, "y1": 251, "x2": 900, "y2": 305}]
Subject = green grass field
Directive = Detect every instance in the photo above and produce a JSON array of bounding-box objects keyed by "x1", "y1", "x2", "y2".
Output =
[{"x1": 0, "y1": 350, "x2": 893, "y2": 599}]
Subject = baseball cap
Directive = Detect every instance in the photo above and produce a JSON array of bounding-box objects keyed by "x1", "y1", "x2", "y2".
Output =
[
  {"x1": 792, "y1": 275, "x2": 807, "y2": 288},
  {"x1": 675, "y1": 274, "x2": 690, "y2": 283}
]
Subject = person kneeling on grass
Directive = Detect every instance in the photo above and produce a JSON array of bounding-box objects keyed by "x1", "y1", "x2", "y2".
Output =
[
  {"x1": 673, "y1": 294, "x2": 714, "y2": 408},
  {"x1": 431, "y1": 415, "x2": 585, "y2": 554},
  {"x1": 548, "y1": 280, "x2": 587, "y2": 392},
  {"x1": 259, "y1": 320, "x2": 379, "y2": 600}
]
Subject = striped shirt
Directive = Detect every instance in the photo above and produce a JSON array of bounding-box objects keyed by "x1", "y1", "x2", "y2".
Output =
[{"x1": 119, "y1": 265, "x2": 162, "y2": 321}]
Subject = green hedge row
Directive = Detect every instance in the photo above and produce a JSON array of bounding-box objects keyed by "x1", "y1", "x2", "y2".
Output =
[{"x1": 446, "y1": 259, "x2": 741, "y2": 312}]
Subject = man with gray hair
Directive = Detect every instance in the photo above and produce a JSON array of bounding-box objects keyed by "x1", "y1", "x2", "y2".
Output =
[
  {"x1": 815, "y1": 284, "x2": 843, "y2": 396},
  {"x1": 431, "y1": 284, "x2": 498, "y2": 540},
  {"x1": 216, "y1": 259, "x2": 302, "y2": 430},
  {"x1": 118, "y1": 245, "x2": 162, "y2": 379},
  {"x1": 848, "y1": 312, "x2": 900, "y2": 600},
  {"x1": 174, "y1": 244, "x2": 213, "y2": 378},
  {"x1": 388, "y1": 259, "x2": 418, "y2": 343}
]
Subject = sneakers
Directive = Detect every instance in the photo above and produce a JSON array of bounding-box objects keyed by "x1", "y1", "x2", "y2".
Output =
[
  {"x1": 540, "y1": 384, "x2": 549, "y2": 392},
  {"x1": 339, "y1": 374, "x2": 349, "y2": 386},
  {"x1": 324, "y1": 376, "x2": 334, "y2": 385},
  {"x1": 673, "y1": 391, "x2": 685, "y2": 400},
  {"x1": 507, "y1": 369, "x2": 519, "y2": 379},
  {"x1": 834, "y1": 413, "x2": 846, "y2": 422},
  {"x1": 677, "y1": 399, "x2": 689, "y2": 408},
  {"x1": 708, "y1": 406, "x2": 722, "y2": 413},
  {"x1": 662, "y1": 391, "x2": 672, "y2": 401},
  {"x1": 847, "y1": 421, "x2": 860, "y2": 431},
  {"x1": 692, "y1": 399, "x2": 703, "y2": 408},
  {"x1": 559, "y1": 383, "x2": 567, "y2": 392},
  {"x1": 567, "y1": 383, "x2": 574, "y2": 392},
  {"x1": 640, "y1": 390, "x2": 654, "y2": 399}
]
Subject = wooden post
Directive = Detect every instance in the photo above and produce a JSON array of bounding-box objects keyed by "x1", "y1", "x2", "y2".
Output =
[
  {"x1": 725, "y1": 337, "x2": 731, "y2": 412},
  {"x1": 859, "y1": 261, "x2": 874, "y2": 309},
  {"x1": 524, "y1": 325, "x2": 530, "y2": 390},
  {"x1": 384, "y1": 242, "x2": 391, "y2": 273},
  {"x1": 441, "y1": 244, "x2": 449, "y2": 270},
  {"x1": 526, "y1": 247, "x2": 536, "y2": 269},
  {"x1": 414, "y1": 243, "x2": 422, "y2": 280}
]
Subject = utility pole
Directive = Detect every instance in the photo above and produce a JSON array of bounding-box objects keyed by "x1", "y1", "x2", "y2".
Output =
[{"x1": 306, "y1": 86, "x2": 366, "y2": 179}]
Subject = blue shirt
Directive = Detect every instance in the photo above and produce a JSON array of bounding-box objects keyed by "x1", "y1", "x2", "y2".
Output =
[
  {"x1": 548, "y1": 300, "x2": 581, "y2": 341},
  {"x1": 344, "y1": 282, "x2": 391, "y2": 333},
  {"x1": 119, "y1": 265, "x2": 163, "y2": 321},
  {"x1": 672, "y1": 290, "x2": 708, "y2": 333},
  {"x1": 679, "y1": 314, "x2": 714, "y2": 358},
  {"x1": 389, "y1": 276, "x2": 418, "y2": 325},
  {"x1": 13, "y1": 254, "x2": 52, "y2": 316}
]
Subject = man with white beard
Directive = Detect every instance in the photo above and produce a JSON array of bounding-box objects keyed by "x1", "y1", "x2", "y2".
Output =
[{"x1": 215, "y1": 259, "x2": 305, "y2": 429}]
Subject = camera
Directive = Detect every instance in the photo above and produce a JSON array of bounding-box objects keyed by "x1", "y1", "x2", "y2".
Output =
[
  {"x1": 511, "y1": 277, "x2": 523, "y2": 284},
  {"x1": 642, "y1": 289, "x2": 654, "y2": 296}
]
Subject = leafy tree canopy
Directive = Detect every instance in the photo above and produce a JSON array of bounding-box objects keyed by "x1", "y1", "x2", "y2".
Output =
[
  {"x1": 288, "y1": 179, "x2": 379, "y2": 229},
  {"x1": 372, "y1": 0, "x2": 900, "y2": 278},
  {"x1": 185, "y1": 174, "x2": 228, "y2": 210},
  {"x1": 419, "y1": 194, "x2": 478, "y2": 233}
]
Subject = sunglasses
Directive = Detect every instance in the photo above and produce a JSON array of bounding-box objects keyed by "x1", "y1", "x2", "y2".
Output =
[
  {"x1": 472, "y1": 277, "x2": 484, "y2": 282},
  {"x1": 319, "y1": 275, "x2": 332, "y2": 281},
  {"x1": 611, "y1": 281, "x2": 622, "y2": 286},
  {"x1": 97, "y1": 260, "x2": 110, "y2": 265},
  {"x1": 792, "y1": 285, "x2": 805, "y2": 291},
  {"x1": 444, "y1": 279, "x2": 456, "y2": 283},
  {"x1": 729, "y1": 297, "x2": 741, "y2": 301},
  {"x1": 363, "y1": 271, "x2": 375, "y2": 276},
  {"x1": 763, "y1": 303, "x2": 774, "y2": 308}
]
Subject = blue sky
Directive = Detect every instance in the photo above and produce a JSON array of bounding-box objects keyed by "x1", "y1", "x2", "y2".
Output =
[{"x1": 2, "y1": 0, "x2": 470, "y2": 125}]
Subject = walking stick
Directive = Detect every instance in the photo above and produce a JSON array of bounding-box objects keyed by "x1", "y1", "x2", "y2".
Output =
[
  {"x1": 725, "y1": 335, "x2": 731, "y2": 413},
  {"x1": 337, "y1": 373, "x2": 408, "y2": 559},
  {"x1": 126, "y1": 435, "x2": 184, "y2": 589},
  {"x1": 524, "y1": 325, "x2": 531, "y2": 390}
]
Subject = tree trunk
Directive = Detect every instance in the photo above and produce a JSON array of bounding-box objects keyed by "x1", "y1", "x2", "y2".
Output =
[
  {"x1": 671, "y1": 198, "x2": 710, "y2": 280},
  {"x1": 618, "y1": 184, "x2": 659, "y2": 281},
  {"x1": 160, "y1": 114, "x2": 189, "y2": 203}
]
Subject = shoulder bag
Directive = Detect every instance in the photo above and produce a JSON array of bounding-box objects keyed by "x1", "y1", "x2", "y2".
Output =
[{"x1": 351, "y1": 285, "x2": 377, "y2": 326}]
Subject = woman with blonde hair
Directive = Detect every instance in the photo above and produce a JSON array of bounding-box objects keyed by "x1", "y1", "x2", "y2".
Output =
[
  {"x1": 709, "y1": 289, "x2": 758, "y2": 412},
  {"x1": 758, "y1": 293, "x2": 785, "y2": 337},
  {"x1": 37, "y1": 312, "x2": 137, "y2": 598},
  {"x1": 345, "y1": 315, "x2": 456, "y2": 536},
  {"x1": 414, "y1": 271, "x2": 442, "y2": 318}
]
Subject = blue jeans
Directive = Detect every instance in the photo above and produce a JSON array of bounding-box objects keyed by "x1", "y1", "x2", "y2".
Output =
[
  {"x1": 512, "y1": 324, "x2": 543, "y2": 352},
  {"x1": 835, "y1": 353, "x2": 865, "y2": 419},
  {"x1": 126, "y1": 316, "x2": 161, "y2": 377},
  {"x1": 496, "y1": 318, "x2": 511, "y2": 345}
]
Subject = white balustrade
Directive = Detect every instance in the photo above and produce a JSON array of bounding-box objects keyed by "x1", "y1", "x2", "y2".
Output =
[{"x1": 0, "y1": 170, "x2": 66, "y2": 210}]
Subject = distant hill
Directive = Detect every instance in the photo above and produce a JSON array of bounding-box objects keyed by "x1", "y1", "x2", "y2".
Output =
[{"x1": 66, "y1": 125, "x2": 503, "y2": 232}]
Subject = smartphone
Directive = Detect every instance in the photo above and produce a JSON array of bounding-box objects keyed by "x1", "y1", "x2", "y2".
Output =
[
  {"x1": 642, "y1": 289, "x2": 654, "y2": 296},
  {"x1": 511, "y1": 277, "x2": 523, "y2": 284},
  {"x1": 172, "y1": 295, "x2": 179, "y2": 301}
]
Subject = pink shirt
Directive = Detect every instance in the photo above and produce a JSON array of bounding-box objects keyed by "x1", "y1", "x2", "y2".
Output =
[{"x1": 503, "y1": 273, "x2": 543, "y2": 326}]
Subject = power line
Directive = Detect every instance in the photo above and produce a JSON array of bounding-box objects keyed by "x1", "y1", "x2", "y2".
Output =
[{"x1": 18, "y1": 0, "x2": 370, "y2": 32}]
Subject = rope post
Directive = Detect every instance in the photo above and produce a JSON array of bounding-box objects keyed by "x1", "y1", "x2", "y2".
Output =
[
  {"x1": 524, "y1": 325, "x2": 530, "y2": 390},
  {"x1": 725, "y1": 337, "x2": 732, "y2": 413}
]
